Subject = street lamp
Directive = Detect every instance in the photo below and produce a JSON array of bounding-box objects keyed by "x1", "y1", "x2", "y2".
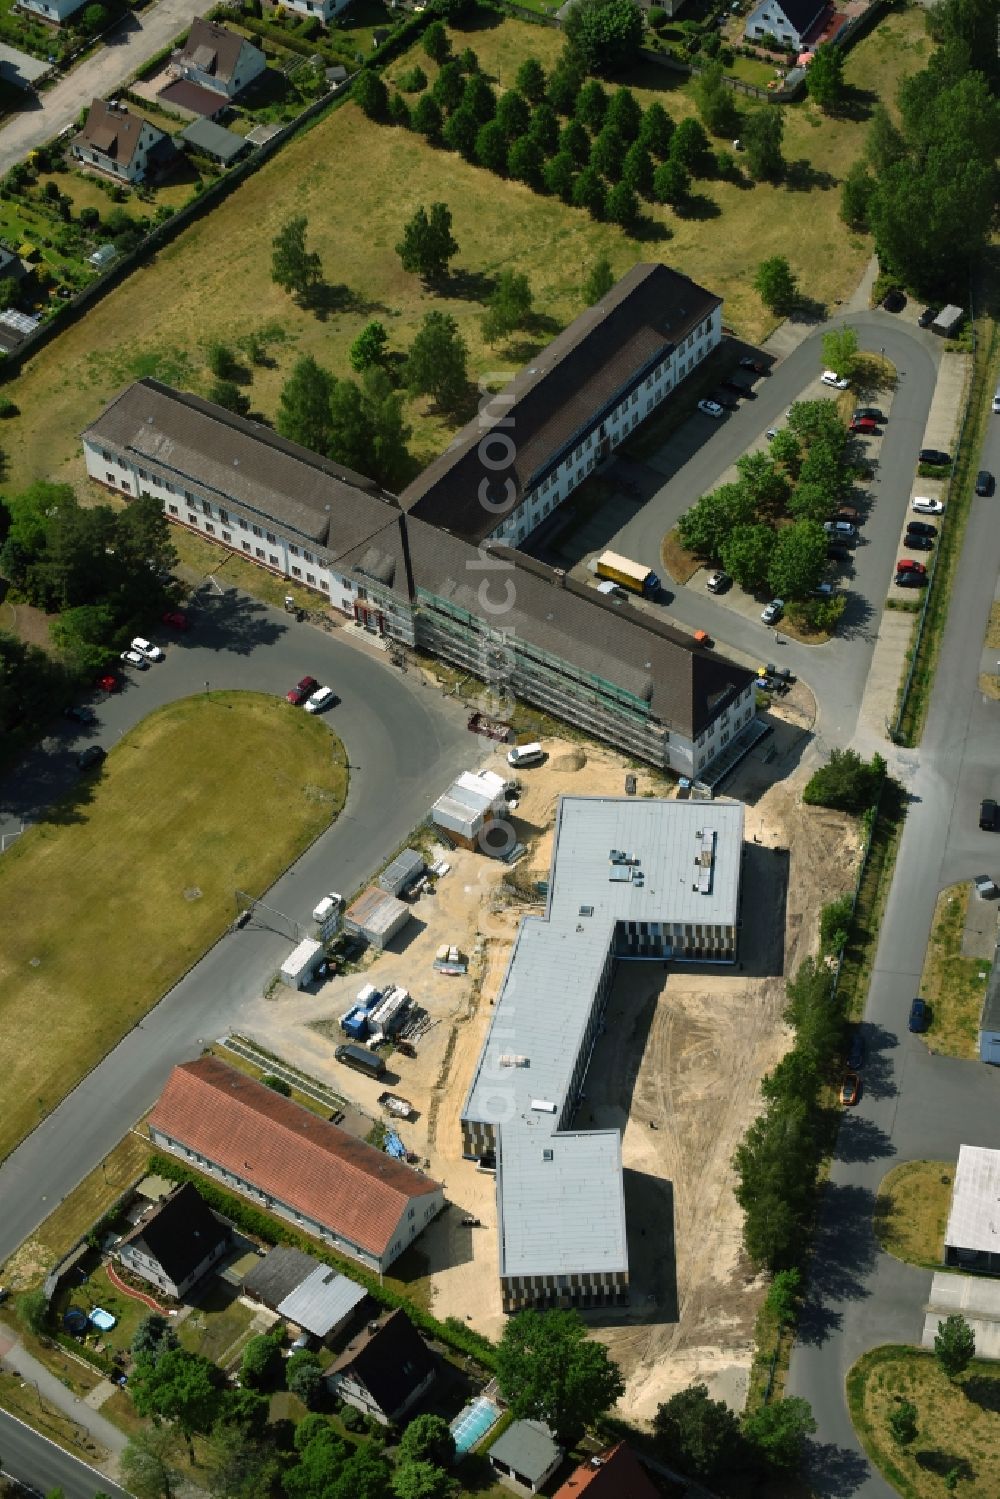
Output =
[{"x1": 204, "y1": 680, "x2": 210, "y2": 698}]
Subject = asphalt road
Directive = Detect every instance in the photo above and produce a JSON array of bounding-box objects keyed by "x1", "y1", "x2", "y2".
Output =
[
  {"x1": 0, "y1": 1407, "x2": 130, "y2": 1499},
  {"x1": 788, "y1": 376, "x2": 1000, "y2": 1491},
  {"x1": 0, "y1": 0, "x2": 217, "y2": 178},
  {"x1": 605, "y1": 312, "x2": 942, "y2": 747},
  {"x1": 0, "y1": 585, "x2": 481, "y2": 1262}
]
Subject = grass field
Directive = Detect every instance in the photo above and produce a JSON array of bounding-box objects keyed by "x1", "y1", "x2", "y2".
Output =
[
  {"x1": 874, "y1": 1159, "x2": 953, "y2": 1267},
  {"x1": 177, "y1": 1281, "x2": 259, "y2": 1366},
  {"x1": 0, "y1": 9, "x2": 931, "y2": 493},
  {"x1": 0, "y1": 693, "x2": 347, "y2": 1164},
  {"x1": 918, "y1": 885, "x2": 991, "y2": 1058},
  {"x1": 848, "y1": 1346, "x2": 1000, "y2": 1498}
]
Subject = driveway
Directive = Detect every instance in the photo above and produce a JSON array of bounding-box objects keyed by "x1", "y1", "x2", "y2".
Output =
[
  {"x1": 0, "y1": 585, "x2": 484, "y2": 1260},
  {"x1": 0, "y1": 0, "x2": 217, "y2": 176}
]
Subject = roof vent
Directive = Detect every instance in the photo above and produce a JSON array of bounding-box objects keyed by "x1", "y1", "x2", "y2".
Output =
[
  {"x1": 579, "y1": 904, "x2": 594, "y2": 917},
  {"x1": 543, "y1": 1148, "x2": 553, "y2": 1161}
]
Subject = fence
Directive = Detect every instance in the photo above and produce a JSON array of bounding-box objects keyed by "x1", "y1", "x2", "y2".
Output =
[{"x1": 891, "y1": 288, "x2": 976, "y2": 742}]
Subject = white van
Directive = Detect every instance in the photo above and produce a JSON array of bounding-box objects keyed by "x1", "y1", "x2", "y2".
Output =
[
  {"x1": 993, "y1": 382, "x2": 1000, "y2": 415},
  {"x1": 507, "y1": 742, "x2": 545, "y2": 768}
]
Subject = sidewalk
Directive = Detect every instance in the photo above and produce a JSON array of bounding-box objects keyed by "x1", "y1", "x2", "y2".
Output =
[
  {"x1": 0, "y1": 0, "x2": 217, "y2": 177},
  {"x1": 0, "y1": 1328, "x2": 126, "y2": 1463}
]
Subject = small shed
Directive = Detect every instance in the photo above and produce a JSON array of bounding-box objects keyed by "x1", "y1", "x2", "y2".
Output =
[
  {"x1": 931, "y1": 304, "x2": 963, "y2": 337},
  {"x1": 979, "y1": 932, "x2": 1000, "y2": 1063},
  {"x1": 88, "y1": 243, "x2": 118, "y2": 270},
  {"x1": 277, "y1": 1264, "x2": 367, "y2": 1340},
  {"x1": 179, "y1": 116, "x2": 250, "y2": 165},
  {"x1": 488, "y1": 1419, "x2": 563, "y2": 1494},
  {"x1": 378, "y1": 848, "x2": 425, "y2": 897},
  {"x1": 280, "y1": 936, "x2": 324, "y2": 989},
  {"x1": 242, "y1": 1245, "x2": 318, "y2": 1309},
  {"x1": 326, "y1": 64, "x2": 348, "y2": 86},
  {"x1": 343, "y1": 887, "x2": 410, "y2": 951}
]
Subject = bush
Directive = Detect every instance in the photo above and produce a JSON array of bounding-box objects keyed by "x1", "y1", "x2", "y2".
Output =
[
  {"x1": 341, "y1": 1404, "x2": 365, "y2": 1431},
  {"x1": 819, "y1": 894, "x2": 853, "y2": 956},
  {"x1": 262, "y1": 1073, "x2": 292, "y2": 1096},
  {"x1": 802, "y1": 749, "x2": 886, "y2": 815},
  {"x1": 398, "y1": 65, "x2": 427, "y2": 93}
]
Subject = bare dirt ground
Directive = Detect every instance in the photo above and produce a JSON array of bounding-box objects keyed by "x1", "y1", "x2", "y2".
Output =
[{"x1": 238, "y1": 715, "x2": 860, "y2": 1423}]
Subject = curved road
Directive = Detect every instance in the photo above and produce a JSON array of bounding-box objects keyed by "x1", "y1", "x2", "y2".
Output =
[
  {"x1": 0, "y1": 1407, "x2": 130, "y2": 1499},
  {"x1": 0, "y1": 587, "x2": 481, "y2": 1263}
]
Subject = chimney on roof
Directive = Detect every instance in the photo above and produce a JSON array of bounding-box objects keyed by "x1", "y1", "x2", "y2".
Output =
[{"x1": 553, "y1": 568, "x2": 566, "y2": 588}]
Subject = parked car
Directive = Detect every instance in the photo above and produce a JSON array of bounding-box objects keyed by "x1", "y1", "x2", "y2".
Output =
[
  {"x1": 837, "y1": 506, "x2": 860, "y2": 523},
  {"x1": 0, "y1": 1286, "x2": 8, "y2": 1304},
  {"x1": 121, "y1": 649, "x2": 149, "y2": 670},
  {"x1": 919, "y1": 448, "x2": 951, "y2": 467},
  {"x1": 854, "y1": 407, "x2": 886, "y2": 424},
  {"x1": 911, "y1": 495, "x2": 945, "y2": 514},
  {"x1": 908, "y1": 997, "x2": 929, "y2": 1033},
  {"x1": 905, "y1": 534, "x2": 934, "y2": 550},
  {"x1": 304, "y1": 686, "x2": 337, "y2": 714},
  {"x1": 63, "y1": 704, "x2": 97, "y2": 724},
  {"x1": 721, "y1": 378, "x2": 744, "y2": 393},
  {"x1": 846, "y1": 1030, "x2": 866, "y2": 1069},
  {"x1": 96, "y1": 673, "x2": 119, "y2": 693},
  {"x1": 706, "y1": 570, "x2": 731, "y2": 593},
  {"x1": 895, "y1": 571, "x2": 927, "y2": 587},
  {"x1": 828, "y1": 544, "x2": 851, "y2": 562},
  {"x1": 739, "y1": 357, "x2": 766, "y2": 373},
  {"x1": 697, "y1": 399, "x2": 724, "y2": 419},
  {"x1": 882, "y1": 289, "x2": 906, "y2": 312},
  {"x1": 896, "y1": 559, "x2": 926, "y2": 574},
  {"x1": 975, "y1": 470, "x2": 994, "y2": 497},
  {"x1": 905, "y1": 521, "x2": 937, "y2": 537},
  {"x1": 761, "y1": 598, "x2": 784, "y2": 625},
  {"x1": 974, "y1": 875, "x2": 999, "y2": 899},
  {"x1": 980, "y1": 798, "x2": 998, "y2": 830},
  {"x1": 849, "y1": 418, "x2": 879, "y2": 435},
  {"x1": 840, "y1": 1071, "x2": 861, "y2": 1106},
  {"x1": 162, "y1": 610, "x2": 191, "y2": 631},
  {"x1": 821, "y1": 370, "x2": 849, "y2": 389},
  {"x1": 918, "y1": 306, "x2": 939, "y2": 328},
  {"x1": 713, "y1": 391, "x2": 738, "y2": 410},
  {"x1": 76, "y1": 745, "x2": 106, "y2": 771},
  {"x1": 286, "y1": 675, "x2": 319, "y2": 706},
  {"x1": 824, "y1": 520, "x2": 856, "y2": 537},
  {"x1": 131, "y1": 636, "x2": 164, "y2": 662}
]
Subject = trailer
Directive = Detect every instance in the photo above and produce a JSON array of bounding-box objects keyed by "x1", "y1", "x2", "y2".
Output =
[
  {"x1": 594, "y1": 549, "x2": 661, "y2": 599},
  {"x1": 378, "y1": 1091, "x2": 416, "y2": 1120},
  {"x1": 279, "y1": 937, "x2": 324, "y2": 991},
  {"x1": 433, "y1": 944, "x2": 468, "y2": 976}
]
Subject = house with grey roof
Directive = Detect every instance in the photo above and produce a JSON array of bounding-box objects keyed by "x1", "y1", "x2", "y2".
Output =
[
  {"x1": 488, "y1": 1420, "x2": 563, "y2": 1493},
  {"x1": 401, "y1": 263, "x2": 722, "y2": 551},
  {"x1": 944, "y1": 1145, "x2": 1000, "y2": 1274},
  {"x1": 463, "y1": 795, "x2": 744, "y2": 1312}
]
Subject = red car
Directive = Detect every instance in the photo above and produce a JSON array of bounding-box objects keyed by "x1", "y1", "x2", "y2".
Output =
[
  {"x1": 840, "y1": 1071, "x2": 861, "y2": 1106},
  {"x1": 849, "y1": 417, "x2": 879, "y2": 435},
  {"x1": 896, "y1": 559, "x2": 926, "y2": 575},
  {"x1": 96, "y1": 672, "x2": 120, "y2": 693},
  {"x1": 286, "y1": 675, "x2": 319, "y2": 706},
  {"x1": 162, "y1": 610, "x2": 191, "y2": 631}
]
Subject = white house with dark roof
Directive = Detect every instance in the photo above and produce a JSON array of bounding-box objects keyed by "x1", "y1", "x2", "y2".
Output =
[
  {"x1": 172, "y1": 19, "x2": 266, "y2": 99},
  {"x1": 283, "y1": 0, "x2": 351, "y2": 23},
  {"x1": 117, "y1": 1181, "x2": 230, "y2": 1298},
  {"x1": 20, "y1": 0, "x2": 86, "y2": 24},
  {"x1": 71, "y1": 100, "x2": 172, "y2": 184},
  {"x1": 743, "y1": 0, "x2": 828, "y2": 48}
]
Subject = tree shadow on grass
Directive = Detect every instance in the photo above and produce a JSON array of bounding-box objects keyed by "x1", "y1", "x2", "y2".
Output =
[
  {"x1": 784, "y1": 158, "x2": 838, "y2": 192},
  {"x1": 961, "y1": 1374, "x2": 1000, "y2": 1412},
  {"x1": 305, "y1": 280, "x2": 387, "y2": 321},
  {"x1": 915, "y1": 1451, "x2": 974, "y2": 1482},
  {"x1": 829, "y1": 84, "x2": 879, "y2": 123},
  {"x1": 448, "y1": 266, "x2": 498, "y2": 304},
  {"x1": 675, "y1": 192, "x2": 721, "y2": 220},
  {"x1": 630, "y1": 214, "x2": 673, "y2": 242},
  {"x1": 792, "y1": 293, "x2": 828, "y2": 323}
]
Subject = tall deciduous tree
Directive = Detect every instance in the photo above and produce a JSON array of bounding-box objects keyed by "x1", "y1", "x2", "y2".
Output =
[
  {"x1": 653, "y1": 1383, "x2": 742, "y2": 1478},
  {"x1": 639, "y1": 100, "x2": 674, "y2": 158},
  {"x1": 350, "y1": 320, "x2": 389, "y2": 373},
  {"x1": 653, "y1": 156, "x2": 690, "y2": 206},
  {"x1": 544, "y1": 150, "x2": 577, "y2": 201},
  {"x1": 821, "y1": 326, "x2": 859, "y2": 380},
  {"x1": 934, "y1": 1313, "x2": 976, "y2": 1379},
  {"x1": 670, "y1": 116, "x2": 712, "y2": 176},
  {"x1": 547, "y1": 50, "x2": 584, "y2": 115},
  {"x1": 412, "y1": 94, "x2": 443, "y2": 142},
  {"x1": 605, "y1": 86, "x2": 641, "y2": 141},
  {"x1": 743, "y1": 108, "x2": 784, "y2": 180},
  {"x1": 565, "y1": 0, "x2": 645, "y2": 74},
  {"x1": 720, "y1": 522, "x2": 774, "y2": 594},
  {"x1": 695, "y1": 61, "x2": 738, "y2": 136},
  {"x1": 407, "y1": 311, "x2": 469, "y2": 412},
  {"x1": 119, "y1": 1426, "x2": 184, "y2": 1499},
  {"x1": 806, "y1": 43, "x2": 845, "y2": 111},
  {"x1": 575, "y1": 79, "x2": 608, "y2": 133},
  {"x1": 353, "y1": 69, "x2": 388, "y2": 119},
  {"x1": 422, "y1": 19, "x2": 450, "y2": 63},
  {"x1": 476, "y1": 119, "x2": 508, "y2": 172},
  {"x1": 271, "y1": 216, "x2": 322, "y2": 303},
  {"x1": 582, "y1": 255, "x2": 615, "y2": 305},
  {"x1": 767, "y1": 520, "x2": 827, "y2": 599},
  {"x1": 277, "y1": 355, "x2": 336, "y2": 454},
  {"x1": 840, "y1": 161, "x2": 874, "y2": 231},
  {"x1": 516, "y1": 57, "x2": 547, "y2": 104},
  {"x1": 398, "y1": 1414, "x2": 456, "y2": 1469},
  {"x1": 481, "y1": 269, "x2": 533, "y2": 344},
  {"x1": 508, "y1": 135, "x2": 545, "y2": 188},
  {"x1": 395, "y1": 202, "x2": 458, "y2": 282},
  {"x1": 753, "y1": 256, "x2": 797, "y2": 314},
  {"x1": 364, "y1": 367, "x2": 413, "y2": 490},
  {"x1": 742, "y1": 1397, "x2": 817, "y2": 1471},
  {"x1": 495, "y1": 1309, "x2": 625, "y2": 1444},
  {"x1": 130, "y1": 1348, "x2": 224, "y2": 1457},
  {"x1": 572, "y1": 165, "x2": 607, "y2": 218},
  {"x1": 888, "y1": 1399, "x2": 918, "y2": 1447},
  {"x1": 676, "y1": 482, "x2": 754, "y2": 560}
]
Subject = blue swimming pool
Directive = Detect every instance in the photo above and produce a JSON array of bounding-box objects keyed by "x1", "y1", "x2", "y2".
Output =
[{"x1": 450, "y1": 1395, "x2": 501, "y2": 1454}]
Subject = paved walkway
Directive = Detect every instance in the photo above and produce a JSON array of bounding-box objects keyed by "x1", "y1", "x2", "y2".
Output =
[
  {"x1": 0, "y1": 1328, "x2": 126, "y2": 1463},
  {"x1": 0, "y1": 0, "x2": 218, "y2": 176}
]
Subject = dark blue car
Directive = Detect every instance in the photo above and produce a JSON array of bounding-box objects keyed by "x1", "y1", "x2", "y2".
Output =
[{"x1": 909, "y1": 997, "x2": 929, "y2": 1033}]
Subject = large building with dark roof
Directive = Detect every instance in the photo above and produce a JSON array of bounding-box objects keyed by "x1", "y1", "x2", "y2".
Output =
[{"x1": 82, "y1": 267, "x2": 758, "y2": 779}]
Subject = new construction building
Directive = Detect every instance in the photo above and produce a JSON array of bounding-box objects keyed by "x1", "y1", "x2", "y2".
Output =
[
  {"x1": 461, "y1": 795, "x2": 744, "y2": 1313},
  {"x1": 81, "y1": 266, "x2": 757, "y2": 779}
]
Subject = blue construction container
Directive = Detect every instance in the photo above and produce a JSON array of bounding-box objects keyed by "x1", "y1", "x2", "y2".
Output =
[{"x1": 341, "y1": 1008, "x2": 369, "y2": 1040}]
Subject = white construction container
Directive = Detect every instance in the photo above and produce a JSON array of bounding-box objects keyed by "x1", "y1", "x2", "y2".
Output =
[
  {"x1": 280, "y1": 937, "x2": 324, "y2": 991},
  {"x1": 312, "y1": 893, "x2": 342, "y2": 940}
]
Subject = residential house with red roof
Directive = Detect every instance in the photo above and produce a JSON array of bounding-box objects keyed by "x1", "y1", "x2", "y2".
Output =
[
  {"x1": 552, "y1": 1442, "x2": 662, "y2": 1499},
  {"x1": 71, "y1": 100, "x2": 173, "y2": 185},
  {"x1": 146, "y1": 1057, "x2": 444, "y2": 1274}
]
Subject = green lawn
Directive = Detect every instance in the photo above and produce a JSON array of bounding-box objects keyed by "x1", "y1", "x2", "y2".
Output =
[
  {"x1": 874, "y1": 1160, "x2": 953, "y2": 1268},
  {"x1": 177, "y1": 1282, "x2": 259, "y2": 1365},
  {"x1": 848, "y1": 1346, "x2": 1000, "y2": 1498},
  {"x1": 0, "y1": 693, "x2": 347, "y2": 1162},
  {"x1": 0, "y1": 9, "x2": 932, "y2": 493},
  {"x1": 65, "y1": 1262, "x2": 153, "y2": 1358},
  {"x1": 918, "y1": 885, "x2": 991, "y2": 1058}
]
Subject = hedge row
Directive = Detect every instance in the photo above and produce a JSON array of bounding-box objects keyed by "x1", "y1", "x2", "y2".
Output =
[
  {"x1": 52, "y1": 1330, "x2": 118, "y2": 1377},
  {"x1": 147, "y1": 1153, "x2": 498, "y2": 1370}
]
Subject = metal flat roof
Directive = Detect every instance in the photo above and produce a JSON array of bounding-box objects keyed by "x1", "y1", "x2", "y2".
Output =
[
  {"x1": 945, "y1": 1144, "x2": 1000, "y2": 1254},
  {"x1": 462, "y1": 795, "x2": 743, "y2": 1282},
  {"x1": 277, "y1": 1264, "x2": 367, "y2": 1337}
]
